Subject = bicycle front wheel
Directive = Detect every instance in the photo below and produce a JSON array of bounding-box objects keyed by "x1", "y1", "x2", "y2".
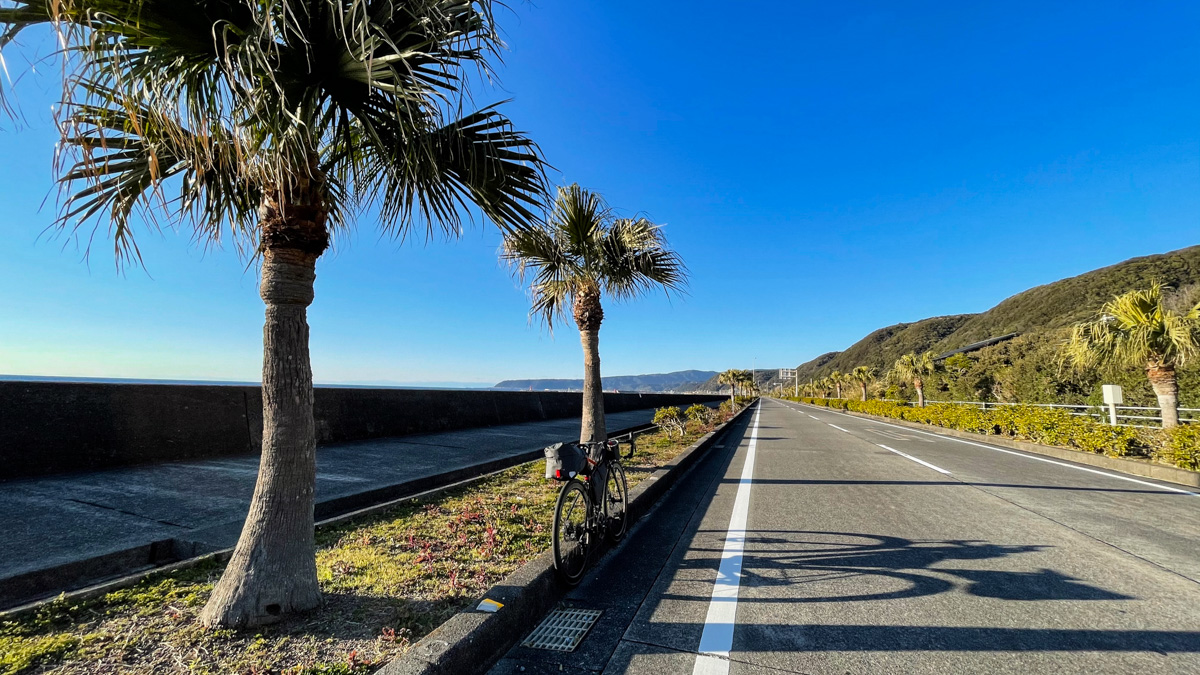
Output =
[
  {"x1": 604, "y1": 461, "x2": 629, "y2": 543},
  {"x1": 552, "y1": 480, "x2": 593, "y2": 585}
]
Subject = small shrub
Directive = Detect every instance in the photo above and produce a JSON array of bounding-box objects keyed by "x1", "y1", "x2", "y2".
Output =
[
  {"x1": 1163, "y1": 425, "x2": 1200, "y2": 471},
  {"x1": 653, "y1": 406, "x2": 685, "y2": 439},
  {"x1": 685, "y1": 404, "x2": 715, "y2": 430},
  {"x1": 795, "y1": 397, "x2": 1154, "y2": 462}
]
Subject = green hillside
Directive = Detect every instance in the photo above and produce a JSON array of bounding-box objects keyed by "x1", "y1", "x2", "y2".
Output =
[
  {"x1": 793, "y1": 315, "x2": 974, "y2": 383},
  {"x1": 939, "y1": 246, "x2": 1200, "y2": 350},
  {"x1": 783, "y1": 245, "x2": 1200, "y2": 406}
]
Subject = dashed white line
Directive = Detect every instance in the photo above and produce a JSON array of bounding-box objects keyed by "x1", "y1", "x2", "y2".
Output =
[
  {"x1": 828, "y1": 424, "x2": 850, "y2": 432},
  {"x1": 798, "y1": 404, "x2": 1198, "y2": 497},
  {"x1": 877, "y1": 444, "x2": 952, "y2": 474}
]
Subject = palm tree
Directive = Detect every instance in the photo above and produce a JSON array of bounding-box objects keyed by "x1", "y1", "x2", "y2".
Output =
[
  {"x1": 829, "y1": 371, "x2": 845, "y2": 399},
  {"x1": 503, "y1": 185, "x2": 687, "y2": 444},
  {"x1": 850, "y1": 366, "x2": 875, "y2": 401},
  {"x1": 0, "y1": 1, "x2": 547, "y2": 627},
  {"x1": 1064, "y1": 284, "x2": 1200, "y2": 428},
  {"x1": 718, "y1": 369, "x2": 740, "y2": 408},
  {"x1": 891, "y1": 352, "x2": 936, "y2": 407},
  {"x1": 739, "y1": 370, "x2": 756, "y2": 398}
]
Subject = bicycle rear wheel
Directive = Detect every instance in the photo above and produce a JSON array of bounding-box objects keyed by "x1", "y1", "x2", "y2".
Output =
[
  {"x1": 604, "y1": 461, "x2": 629, "y2": 543},
  {"x1": 552, "y1": 480, "x2": 592, "y2": 585}
]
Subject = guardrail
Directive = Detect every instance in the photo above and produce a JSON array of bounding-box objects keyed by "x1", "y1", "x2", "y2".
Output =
[
  {"x1": 789, "y1": 396, "x2": 1198, "y2": 428},
  {"x1": 925, "y1": 400, "x2": 1200, "y2": 427}
]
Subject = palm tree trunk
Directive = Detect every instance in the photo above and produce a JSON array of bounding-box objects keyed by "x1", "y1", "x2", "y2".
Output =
[
  {"x1": 579, "y1": 327, "x2": 606, "y2": 443},
  {"x1": 914, "y1": 378, "x2": 926, "y2": 407},
  {"x1": 201, "y1": 179, "x2": 328, "y2": 628},
  {"x1": 860, "y1": 383, "x2": 868, "y2": 401},
  {"x1": 1148, "y1": 363, "x2": 1180, "y2": 429},
  {"x1": 574, "y1": 285, "x2": 606, "y2": 444}
]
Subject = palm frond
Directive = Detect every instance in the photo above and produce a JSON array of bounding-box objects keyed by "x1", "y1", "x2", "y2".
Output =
[
  {"x1": 501, "y1": 184, "x2": 688, "y2": 331},
  {"x1": 54, "y1": 79, "x2": 259, "y2": 264},
  {"x1": 599, "y1": 217, "x2": 688, "y2": 300},
  {"x1": 1, "y1": 0, "x2": 549, "y2": 267},
  {"x1": 548, "y1": 183, "x2": 607, "y2": 257},
  {"x1": 1064, "y1": 283, "x2": 1200, "y2": 370}
]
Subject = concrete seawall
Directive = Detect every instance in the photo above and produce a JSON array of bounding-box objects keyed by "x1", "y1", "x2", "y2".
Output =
[{"x1": 0, "y1": 381, "x2": 722, "y2": 480}]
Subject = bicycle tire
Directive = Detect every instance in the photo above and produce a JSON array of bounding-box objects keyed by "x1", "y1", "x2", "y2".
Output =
[
  {"x1": 552, "y1": 479, "x2": 592, "y2": 585},
  {"x1": 604, "y1": 461, "x2": 630, "y2": 543}
]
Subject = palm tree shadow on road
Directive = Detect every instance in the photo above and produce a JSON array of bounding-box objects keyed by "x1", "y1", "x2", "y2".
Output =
[{"x1": 672, "y1": 531, "x2": 1132, "y2": 604}]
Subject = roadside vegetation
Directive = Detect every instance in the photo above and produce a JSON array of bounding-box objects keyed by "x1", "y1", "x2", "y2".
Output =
[
  {"x1": 786, "y1": 247, "x2": 1200, "y2": 413},
  {"x1": 777, "y1": 285, "x2": 1200, "y2": 469},
  {"x1": 790, "y1": 397, "x2": 1198, "y2": 472},
  {"x1": 788, "y1": 285, "x2": 1200, "y2": 426},
  {"x1": 0, "y1": 403, "x2": 742, "y2": 675}
]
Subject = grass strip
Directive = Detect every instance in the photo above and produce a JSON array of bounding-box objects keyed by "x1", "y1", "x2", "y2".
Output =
[{"x1": 1, "y1": 417, "x2": 734, "y2": 675}]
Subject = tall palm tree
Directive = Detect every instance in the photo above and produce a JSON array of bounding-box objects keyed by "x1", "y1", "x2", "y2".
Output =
[
  {"x1": 891, "y1": 352, "x2": 936, "y2": 407},
  {"x1": 851, "y1": 366, "x2": 875, "y2": 401},
  {"x1": 739, "y1": 369, "x2": 756, "y2": 398},
  {"x1": 503, "y1": 184, "x2": 687, "y2": 444},
  {"x1": 0, "y1": 1, "x2": 547, "y2": 627},
  {"x1": 718, "y1": 369, "x2": 740, "y2": 408},
  {"x1": 829, "y1": 371, "x2": 845, "y2": 399},
  {"x1": 1064, "y1": 284, "x2": 1200, "y2": 428}
]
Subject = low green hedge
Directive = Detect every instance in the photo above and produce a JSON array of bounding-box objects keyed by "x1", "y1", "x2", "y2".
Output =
[
  {"x1": 785, "y1": 397, "x2": 1195, "y2": 467},
  {"x1": 1163, "y1": 425, "x2": 1200, "y2": 471}
]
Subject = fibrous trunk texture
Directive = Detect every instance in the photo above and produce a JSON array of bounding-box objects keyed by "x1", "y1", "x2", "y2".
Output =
[
  {"x1": 914, "y1": 378, "x2": 926, "y2": 407},
  {"x1": 575, "y1": 285, "x2": 606, "y2": 445},
  {"x1": 860, "y1": 383, "x2": 868, "y2": 401},
  {"x1": 1148, "y1": 363, "x2": 1180, "y2": 429},
  {"x1": 201, "y1": 176, "x2": 328, "y2": 628}
]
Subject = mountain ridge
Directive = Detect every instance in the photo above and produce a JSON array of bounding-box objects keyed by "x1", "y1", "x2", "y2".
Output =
[{"x1": 494, "y1": 369, "x2": 718, "y2": 393}]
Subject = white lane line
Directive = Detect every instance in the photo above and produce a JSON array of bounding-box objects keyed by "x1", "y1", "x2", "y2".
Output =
[
  {"x1": 877, "y1": 444, "x2": 952, "y2": 474},
  {"x1": 800, "y1": 404, "x2": 1198, "y2": 497},
  {"x1": 692, "y1": 403, "x2": 761, "y2": 675},
  {"x1": 828, "y1": 424, "x2": 850, "y2": 432},
  {"x1": 808, "y1": 415, "x2": 819, "y2": 420}
]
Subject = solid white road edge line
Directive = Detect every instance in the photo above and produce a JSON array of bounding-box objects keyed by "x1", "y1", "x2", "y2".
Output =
[
  {"x1": 877, "y1": 443, "x2": 952, "y2": 474},
  {"x1": 692, "y1": 402, "x2": 762, "y2": 675},
  {"x1": 794, "y1": 402, "x2": 1199, "y2": 497}
]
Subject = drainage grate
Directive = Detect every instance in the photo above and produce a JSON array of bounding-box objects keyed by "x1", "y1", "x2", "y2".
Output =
[{"x1": 521, "y1": 608, "x2": 604, "y2": 652}]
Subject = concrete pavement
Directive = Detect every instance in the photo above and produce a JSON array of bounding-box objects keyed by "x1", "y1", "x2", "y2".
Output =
[
  {"x1": 492, "y1": 399, "x2": 1200, "y2": 674},
  {"x1": 0, "y1": 408, "x2": 660, "y2": 609}
]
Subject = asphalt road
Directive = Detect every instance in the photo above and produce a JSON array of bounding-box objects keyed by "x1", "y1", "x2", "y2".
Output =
[{"x1": 491, "y1": 398, "x2": 1200, "y2": 674}]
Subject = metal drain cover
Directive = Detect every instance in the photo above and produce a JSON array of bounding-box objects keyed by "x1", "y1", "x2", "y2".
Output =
[{"x1": 521, "y1": 608, "x2": 604, "y2": 652}]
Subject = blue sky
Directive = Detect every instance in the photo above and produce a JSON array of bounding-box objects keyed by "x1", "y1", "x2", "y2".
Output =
[{"x1": 1, "y1": 1, "x2": 1197, "y2": 386}]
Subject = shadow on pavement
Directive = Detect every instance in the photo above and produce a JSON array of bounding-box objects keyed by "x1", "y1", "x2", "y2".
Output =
[{"x1": 668, "y1": 530, "x2": 1134, "y2": 604}]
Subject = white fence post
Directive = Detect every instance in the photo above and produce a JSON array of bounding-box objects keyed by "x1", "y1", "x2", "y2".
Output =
[{"x1": 1102, "y1": 384, "x2": 1123, "y2": 427}]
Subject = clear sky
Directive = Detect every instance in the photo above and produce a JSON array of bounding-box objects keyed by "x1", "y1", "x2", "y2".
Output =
[{"x1": 1, "y1": 1, "x2": 1197, "y2": 386}]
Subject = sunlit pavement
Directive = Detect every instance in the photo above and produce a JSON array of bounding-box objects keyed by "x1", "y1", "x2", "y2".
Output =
[{"x1": 492, "y1": 399, "x2": 1200, "y2": 674}]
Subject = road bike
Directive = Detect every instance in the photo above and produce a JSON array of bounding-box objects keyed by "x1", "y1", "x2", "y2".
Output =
[{"x1": 544, "y1": 436, "x2": 634, "y2": 584}]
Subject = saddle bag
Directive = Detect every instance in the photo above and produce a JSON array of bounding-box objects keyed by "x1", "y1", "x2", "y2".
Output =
[{"x1": 544, "y1": 442, "x2": 587, "y2": 480}]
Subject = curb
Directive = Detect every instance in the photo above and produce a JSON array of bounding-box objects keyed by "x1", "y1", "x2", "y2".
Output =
[
  {"x1": 378, "y1": 403, "x2": 756, "y2": 675},
  {"x1": 0, "y1": 421, "x2": 662, "y2": 619},
  {"x1": 796, "y1": 402, "x2": 1200, "y2": 489}
]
